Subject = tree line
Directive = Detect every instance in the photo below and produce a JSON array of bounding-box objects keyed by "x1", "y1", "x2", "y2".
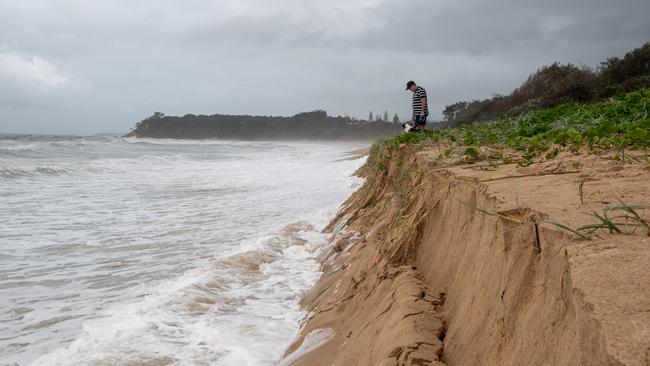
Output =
[
  {"x1": 441, "y1": 42, "x2": 650, "y2": 125},
  {"x1": 125, "y1": 110, "x2": 401, "y2": 140},
  {"x1": 368, "y1": 111, "x2": 401, "y2": 123}
]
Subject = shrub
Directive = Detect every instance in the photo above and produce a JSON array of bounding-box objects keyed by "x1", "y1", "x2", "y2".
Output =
[{"x1": 442, "y1": 42, "x2": 650, "y2": 125}]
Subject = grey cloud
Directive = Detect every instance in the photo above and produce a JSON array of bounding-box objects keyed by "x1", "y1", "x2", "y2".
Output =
[
  {"x1": 182, "y1": 14, "x2": 323, "y2": 47},
  {"x1": 0, "y1": 0, "x2": 648, "y2": 134},
  {"x1": 355, "y1": 0, "x2": 650, "y2": 56}
]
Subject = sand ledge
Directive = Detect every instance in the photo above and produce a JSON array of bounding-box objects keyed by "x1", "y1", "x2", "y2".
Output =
[{"x1": 282, "y1": 145, "x2": 650, "y2": 366}]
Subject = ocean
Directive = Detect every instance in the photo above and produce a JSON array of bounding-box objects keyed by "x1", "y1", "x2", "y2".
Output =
[{"x1": 0, "y1": 135, "x2": 365, "y2": 366}]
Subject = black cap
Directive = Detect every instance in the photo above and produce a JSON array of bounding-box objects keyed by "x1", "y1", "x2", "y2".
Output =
[{"x1": 405, "y1": 81, "x2": 415, "y2": 90}]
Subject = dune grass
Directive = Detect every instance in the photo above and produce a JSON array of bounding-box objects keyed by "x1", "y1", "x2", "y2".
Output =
[
  {"x1": 370, "y1": 89, "x2": 650, "y2": 168},
  {"x1": 468, "y1": 200, "x2": 648, "y2": 240},
  {"x1": 543, "y1": 200, "x2": 649, "y2": 239}
]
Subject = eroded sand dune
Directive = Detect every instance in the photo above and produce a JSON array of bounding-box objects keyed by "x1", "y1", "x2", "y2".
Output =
[{"x1": 282, "y1": 145, "x2": 650, "y2": 366}]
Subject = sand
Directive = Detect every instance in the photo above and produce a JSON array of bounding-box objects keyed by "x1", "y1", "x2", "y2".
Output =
[
  {"x1": 335, "y1": 147, "x2": 371, "y2": 162},
  {"x1": 281, "y1": 145, "x2": 650, "y2": 366}
]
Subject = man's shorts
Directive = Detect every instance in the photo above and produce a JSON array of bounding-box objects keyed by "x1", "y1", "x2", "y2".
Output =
[{"x1": 414, "y1": 114, "x2": 428, "y2": 128}]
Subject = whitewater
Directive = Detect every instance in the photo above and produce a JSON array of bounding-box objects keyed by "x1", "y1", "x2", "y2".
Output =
[{"x1": 0, "y1": 135, "x2": 365, "y2": 365}]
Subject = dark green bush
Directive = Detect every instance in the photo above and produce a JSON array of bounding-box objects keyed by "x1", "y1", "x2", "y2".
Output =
[{"x1": 443, "y1": 42, "x2": 650, "y2": 125}]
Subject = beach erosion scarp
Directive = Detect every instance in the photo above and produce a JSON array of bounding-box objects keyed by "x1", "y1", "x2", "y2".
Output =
[{"x1": 281, "y1": 143, "x2": 650, "y2": 366}]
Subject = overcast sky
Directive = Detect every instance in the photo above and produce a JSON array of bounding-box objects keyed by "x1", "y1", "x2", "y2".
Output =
[{"x1": 1, "y1": 0, "x2": 649, "y2": 134}]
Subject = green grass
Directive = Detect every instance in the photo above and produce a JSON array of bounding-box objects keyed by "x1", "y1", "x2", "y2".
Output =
[
  {"x1": 370, "y1": 89, "x2": 650, "y2": 168},
  {"x1": 469, "y1": 200, "x2": 648, "y2": 240},
  {"x1": 540, "y1": 200, "x2": 649, "y2": 239}
]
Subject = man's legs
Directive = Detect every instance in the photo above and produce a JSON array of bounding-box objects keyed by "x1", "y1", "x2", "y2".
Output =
[{"x1": 414, "y1": 114, "x2": 427, "y2": 131}]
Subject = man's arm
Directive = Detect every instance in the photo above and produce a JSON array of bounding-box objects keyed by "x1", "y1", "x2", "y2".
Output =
[{"x1": 420, "y1": 97, "x2": 427, "y2": 116}]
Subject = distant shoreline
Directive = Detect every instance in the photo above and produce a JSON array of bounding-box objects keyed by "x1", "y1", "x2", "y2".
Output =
[{"x1": 125, "y1": 110, "x2": 401, "y2": 141}]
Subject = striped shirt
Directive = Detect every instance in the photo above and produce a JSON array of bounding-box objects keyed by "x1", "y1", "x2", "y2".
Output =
[{"x1": 412, "y1": 86, "x2": 428, "y2": 115}]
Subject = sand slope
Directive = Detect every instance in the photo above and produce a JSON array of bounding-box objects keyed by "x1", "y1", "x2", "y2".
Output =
[{"x1": 282, "y1": 145, "x2": 650, "y2": 366}]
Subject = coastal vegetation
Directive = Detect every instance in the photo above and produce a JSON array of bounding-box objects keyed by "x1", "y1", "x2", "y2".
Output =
[
  {"x1": 126, "y1": 110, "x2": 401, "y2": 140},
  {"x1": 370, "y1": 88, "x2": 650, "y2": 171},
  {"x1": 370, "y1": 42, "x2": 650, "y2": 171},
  {"x1": 442, "y1": 42, "x2": 650, "y2": 124}
]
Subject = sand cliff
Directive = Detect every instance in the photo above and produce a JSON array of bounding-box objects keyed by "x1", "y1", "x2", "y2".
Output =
[{"x1": 282, "y1": 144, "x2": 650, "y2": 366}]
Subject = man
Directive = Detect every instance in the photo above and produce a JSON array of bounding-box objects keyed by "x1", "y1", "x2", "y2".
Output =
[{"x1": 406, "y1": 81, "x2": 428, "y2": 131}]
